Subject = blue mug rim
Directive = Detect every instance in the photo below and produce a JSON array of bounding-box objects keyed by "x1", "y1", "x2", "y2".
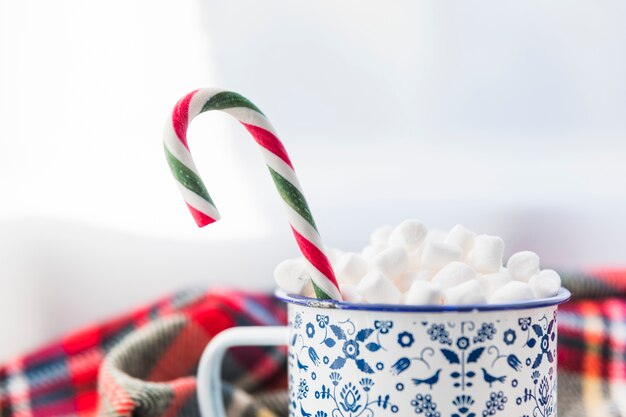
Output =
[{"x1": 275, "y1": 287, "x2": 571, "y2": 312}]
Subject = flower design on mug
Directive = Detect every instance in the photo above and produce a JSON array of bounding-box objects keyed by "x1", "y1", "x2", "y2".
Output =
[
  {"x1": 328, "y1": 324, "x2": 377, "y2": 373},
  {"x1": 339, "y1": 382, "x2": 363, "y2": 414},
  {"x1": 306, "y1": 323, "x2": 315, "y2": 338},
  {"x1": 538, "y1": 377, "x2": 550, "y2": 406},
  {"x1": 398, "y1": 331, "x2": 415, "y2": 348},
  {"x1": 503, "y1": 329, "x2": 516, "y2": 345},
  {"x1": 374, "y1": 320, "x2": 393, "y2": 334},
  {"x1": 342, "y1": 340, "x2": 360, "y2": 360},
  {"x1": 329, "y1": 371, "x2": 342, "y2": 386},
  {"x1": 456, "y1": 336, "x2": 470, "y2": 350},
  {"x1": 452, "y1": 395, "x2": 475, "y2": 417},
  {"x1": 297, "y1": 378, "x2": 309, "y2": 400},
  {"x1": 427, "y1": 324, "x2": 452, "y2": 345},
  {"x1": 518, "y1": 317, "x2": 531, "y2": 331},
  {"x1": 482, "y1": 391, "x2": 507, "y2": 416},
  {"x1": 411, "y1": 393, "x2": 440, "y2": 417},
  {"x1": 316, "y1": 314, "x2": 330, "y2": 328},
  {"x1": 359, "y1": 377, "x2": 374, "y2": 392},
  {"x1": 288, "y1": 304, "x2": 562, "y2": 417},
  {"x1": 474, "y1": 323, "x2": 496, "y2": 343},
  {"x1": 530, "y1": 318, "x2": 556, "y2": 369},
  {"x1": 294, "y1": 313, "x2": 302, "y2": 329}
]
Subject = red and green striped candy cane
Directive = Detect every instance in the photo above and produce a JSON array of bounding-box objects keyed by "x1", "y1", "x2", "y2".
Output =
[{"x1": 163, "y1": 88, "x2": 342, "y2": 301}]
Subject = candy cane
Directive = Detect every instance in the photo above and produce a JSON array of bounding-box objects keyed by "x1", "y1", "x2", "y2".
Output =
[{"x1": 163, "y1": 88, "x2": 342, "y2": 300}]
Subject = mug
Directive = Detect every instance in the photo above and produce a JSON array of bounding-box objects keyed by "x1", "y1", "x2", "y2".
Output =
[{"x1": 198, "y1": 288, "x2": 570, "y2": 417}]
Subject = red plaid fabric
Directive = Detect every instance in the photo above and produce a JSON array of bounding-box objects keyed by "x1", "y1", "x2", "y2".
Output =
[
  {"x1": 557, "y1": 269, "x2": 626, "y2": 417},
  {"x1": 0, "y1": 271, "x2": 624, "y2": 417},
  {"x1": 0, "y1": 289, "x2": 288, "y2": 417}
]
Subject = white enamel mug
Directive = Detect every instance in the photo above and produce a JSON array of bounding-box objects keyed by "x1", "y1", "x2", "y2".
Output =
[{"x1": 198, "y1": 289, "x2": 570, "y2": 417}]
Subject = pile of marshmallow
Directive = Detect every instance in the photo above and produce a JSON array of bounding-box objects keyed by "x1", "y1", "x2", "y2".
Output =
[{"x1": 274, "y1": 220, "x2": 562, "y2": 305}]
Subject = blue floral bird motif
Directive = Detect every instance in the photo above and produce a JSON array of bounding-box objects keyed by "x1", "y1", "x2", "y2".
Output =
[
  {"x1": 481, "y1": 368, "x2": 506, "y2": 387},
  {"x1": 412, "y1": 369, "x2": 441, "y2": 389}
]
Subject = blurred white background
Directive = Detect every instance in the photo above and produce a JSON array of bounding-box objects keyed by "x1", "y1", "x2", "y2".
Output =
[{"x1": 0, "y1": 0, "x2": 625, "y2": 359}]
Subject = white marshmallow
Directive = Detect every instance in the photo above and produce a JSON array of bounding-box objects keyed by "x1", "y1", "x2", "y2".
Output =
[
  {"x1": 370, "y1": 226, "x2": 393, "y2": 245},
  {"x1": 489, "y1": 281, "x2": 535, "y2": 304},
  {"x1": 341, "y1": 284, "x2": 365, "y2": 303},
  {"x1": 425, "y1": 229, "x2": 448, "y2": 244},
  {"x1": 388, "y1": 220, "x2": 427, "y2": 250},
  {"x1": 444, "y1": 279, "x2": 487, "y2": 305},
  {"x1": 393, "y1": 273, "x2": 415, "y2": 293},
  {"x1": 421, "y1": 241, "x2": 463, "y2": 271},
  {"x1": 407, "y1": 247, "x2": 423, "y2": 270},
  {"x1": 478, "y1": 271, "x2": 512, "y2": 299},
  {"x1": 405, "y1": 281, "x2": 443, "y2": 305},
  {"x1": 393, "y1": 270, "x2": 430, "y2": 292},
  {"x1": 325, "y1": 247, "x2": 345, "y2": 265},
  {"x1": 414, "y1": 269, "x2": 434, "y2": 281},
  {"x1": 302, "y1": 281, "x2": 315, "y2": 298},
  {"x1": 335, "y1": 253, "x2": 368, "y2": 285},
  {"x1": 528, "y1": 269, "x2": 561, "y2": 299},
  {"x1": 369, "y1": 246, "x2": 409, "y2": 279},
  {"x1": 469, "y1": 235, "x2": 504, "y2": 274},
  {"x1": 431, "y1": 261, "x2": 477, "y2": 290},
  {"x1": 445, "y1": 224, "x2": 476, "y2": 257},
  {"x1": 507, "y1": 251, "x2": 540, "y2": 282},
  {"x1": 361, "y1": 244, "x2": 387, "y2": 260},
  {"x1": 274, "y1": 259, "x2": 311, "y2": 294},
  {"x1": 357, "y1": 270, "x2": 402, "y2": 304}
]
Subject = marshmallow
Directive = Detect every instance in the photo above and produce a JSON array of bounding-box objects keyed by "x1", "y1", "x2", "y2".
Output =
[
  {"x1": 325, "y1": 247, "x2": 345, "y2": 265},
  {"x1": 370, "y1": 226, "x2": 393, "y2": 245},
  {"x1": 388, "y1": 220, "x2": 427, "y2": 250},
  {"x1": 413, "y1": 269, "x2": 434, "y2": 281},
  {"x1": 507, "y1": 251, "x2": 540, "y2": 282},
  {"x1": 361, "y1": 244, "x2": 387, "y2": 260},
  {"x1": 302, "y1": 281, "x2": 315, "y2": 298},
  {"x1": 444, "y1": 224, "x2": 476, "y2": 257},
  {"x1": 335, "y1": 253, "x2": 368, "y2": 285},
  {"x1": 393, "y1": 270, "x2": 429, "y2": 292},
  {"x1": 431, "y1": 261, "x2": 477, "y2": 290},
  {"x1": 444, "y1": 279, "x2": 487, "y2": 305},
  {"x1": 489, "y1": 281, "x2": 535, "y2": 304},
  {"x1": 341, "y1": 284, "x2": 365, "y2": 303},
  {"x1": 357, "y1": 270, "x2": 402, "y2": 304},
  {"x1": 274, "y1": 259, "x2": 311, "y2": 294},
  {"x1": 407, "y1": 247, "x2": 423, "y2": 270},
  {"x1": 405, "y1": 281, "x2": 443, "y2": 305},
  {"x1": 425, "y1": 229, "x2": 448, "y2": 244},
  {"x1": 469, "y1": 235, "x2": 504, "y2": 274},
  {"x1": 528, "y1": 269, "x2": 561, "y2": 299},
  {"x1": 421, "y1": 241, "x2": 463, "y2": 271},
  {"x1": 478, "y1": 271, "x2": 512, "y2": 299},
  {"x1": 369, "y1": 246, "x2": 409, "y2": 279}
]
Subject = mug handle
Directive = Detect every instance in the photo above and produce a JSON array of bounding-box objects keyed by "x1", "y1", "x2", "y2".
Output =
[{"x1": 197, "y1": 326, "x2": 289, "y2": 417}]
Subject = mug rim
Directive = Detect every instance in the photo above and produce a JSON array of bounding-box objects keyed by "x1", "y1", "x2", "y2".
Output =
[{"x1": 275, "y1": 287, "x2": 571, "y2": 312}]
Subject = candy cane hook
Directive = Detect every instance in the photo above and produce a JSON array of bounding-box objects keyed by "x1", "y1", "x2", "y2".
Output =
[{"x1": 163, "y1": 88, "x2": 342, "y2": 300}]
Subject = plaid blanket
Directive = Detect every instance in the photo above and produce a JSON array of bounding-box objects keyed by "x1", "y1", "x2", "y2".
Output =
[{"x1": 0, "y1": 272, "x2": 625, "y2": 417}]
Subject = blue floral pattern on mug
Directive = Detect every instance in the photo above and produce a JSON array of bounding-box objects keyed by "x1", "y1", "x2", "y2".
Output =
[{"x1": 288, "y1": 305, "x2": 560, "y2": 417}]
